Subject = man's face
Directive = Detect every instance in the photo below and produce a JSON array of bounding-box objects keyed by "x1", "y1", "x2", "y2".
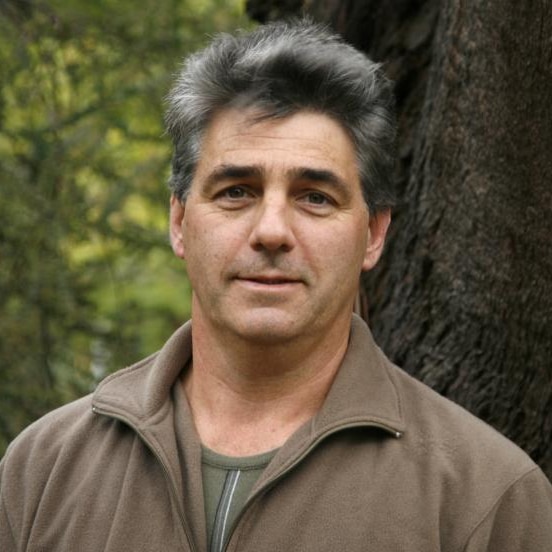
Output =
[{"x1": 170, "y1": 108, "x2": 390, "y2": 345}]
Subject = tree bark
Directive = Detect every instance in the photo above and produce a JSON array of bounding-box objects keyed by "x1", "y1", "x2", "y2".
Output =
[{"x1": 246, "y1": 0, "x2": 552, "y2": 477}]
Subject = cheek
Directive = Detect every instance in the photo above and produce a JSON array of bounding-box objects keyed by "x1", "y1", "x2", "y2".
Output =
[
  {"x1": 308, "y1": 225, "x2": 368, "y2": 267},
  {"x1": 184, "y1": 217, "x2": 241, "y2": 272}
]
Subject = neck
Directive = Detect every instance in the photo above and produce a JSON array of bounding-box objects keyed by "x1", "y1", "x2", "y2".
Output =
[{"x1": 183, "y1": 309, "x2": 352, "y2": 456}]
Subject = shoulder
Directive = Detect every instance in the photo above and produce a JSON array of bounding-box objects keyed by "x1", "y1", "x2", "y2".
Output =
[
  {"x1": 1, "y1": 395, "x2": 98, "y2": 544},
  {"x1": 385, "y1": 360, "x2": 552, "y2": 539},
  {"x1": 375, "y1": 358, "x2": 552, "y2": 548},
  {"x1": 388, "y1": 361, "x2": 536, "y2": 475},
  {"x1": 2, "y1": 394, "x2": 96, "y2": 470},
  {"x1": 0, "y1": 368, "x2": 149, "y2": 544},
  {"x1": 349, "y1": 317, "x2": 539, "y2": 482},
  {"x1": 0, "y1": 355, "x2": 153, "y2": 499},
  {"x1": 0, "y1": 393, "x2": 123, "y2": 509},
  {"x1": 1, "y1": 350, "x2": 158, "y2": 475}
]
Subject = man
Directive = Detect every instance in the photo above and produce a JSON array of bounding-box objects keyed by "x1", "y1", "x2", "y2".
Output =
[{"x1": 1, "y1": 19, "x2": 551, "y2": 552}]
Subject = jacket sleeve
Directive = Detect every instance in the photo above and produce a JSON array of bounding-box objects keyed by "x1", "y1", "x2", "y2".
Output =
[
  {"x1": 0, "y1": 457, "x2": 17, "y2": 552},
  {"x1": 463, "y1": 466, "x2": 552, "y2": 552}
]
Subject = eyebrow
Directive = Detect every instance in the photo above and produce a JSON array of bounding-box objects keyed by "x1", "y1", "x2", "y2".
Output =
[
  {"x1": 204, "y1": 164, "x2": 264, "y2": 192},
  {"x1": 202, "y1": 163, "x2": 352, "y2": 200},
  {"x1": 288, "y1": 167, "x2": 352, "y2": 200}
]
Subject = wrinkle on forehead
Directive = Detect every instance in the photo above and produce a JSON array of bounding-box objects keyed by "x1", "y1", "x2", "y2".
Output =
[{"x1": 198, "y1": 108, "x2": 360, "y2": 184}]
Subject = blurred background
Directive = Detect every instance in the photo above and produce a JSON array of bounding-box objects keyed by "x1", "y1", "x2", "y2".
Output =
[{"x1": 0, "y1": 0, "x2": 252, "y2": 455}]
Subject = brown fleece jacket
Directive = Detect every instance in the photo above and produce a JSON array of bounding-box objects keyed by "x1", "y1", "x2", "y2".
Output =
[{"x1": 1, "y1": 316, "x2": 551, "y2": 551}]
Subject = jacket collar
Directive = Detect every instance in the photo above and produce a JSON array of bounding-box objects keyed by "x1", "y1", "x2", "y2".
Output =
[
  {"x1": 93, "y1": 321, "x2": 193, "y2": 427},
  {"x1": 92, "y1": 323, "x2": 203, "y2": 547},
  {"x1": 92, "y1": 315, "x2": 404, "y2": 437},
  {"x1": 314, "y1": 314, "x2": 405, "y2": 437},
  {"x1": 92, "y1": 315, "x2": 405, "y2": 528}
]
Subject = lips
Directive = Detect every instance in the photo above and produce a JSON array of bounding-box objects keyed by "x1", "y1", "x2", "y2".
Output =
[
  {"x1": 234, "y1": 273, "x2": 304, "y2": 286},
  {"x1": 239, "y1": 276, "x2": 301, "y2": 284}
]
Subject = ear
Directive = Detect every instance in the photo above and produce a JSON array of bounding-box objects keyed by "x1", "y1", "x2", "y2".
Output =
[
  {"x1": 362, "y1": 209, "x2": 391, "y2": 272},
  {"x1": 169, "y1": 194, "x2": 186, "y2": 259}
]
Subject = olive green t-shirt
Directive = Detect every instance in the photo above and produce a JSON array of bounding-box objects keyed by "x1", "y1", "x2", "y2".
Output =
[{"x1": 201, "y1": 446, "x2": 277, "y2": 552}]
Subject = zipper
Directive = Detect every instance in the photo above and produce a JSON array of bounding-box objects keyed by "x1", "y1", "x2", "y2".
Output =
[
  {"x1": 222, "y1": 420, "x2": 402, "y2": 551},
  {"x1": 92, "y1": 405, "x2": 197, "y2": 552}
]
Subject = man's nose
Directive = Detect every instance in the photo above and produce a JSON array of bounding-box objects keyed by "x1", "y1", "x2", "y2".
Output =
[{"x1": 248, "y1": 194, "x2": 296, "y2": 253}]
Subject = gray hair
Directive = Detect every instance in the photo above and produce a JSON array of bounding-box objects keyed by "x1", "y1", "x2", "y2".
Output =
[{"x1": 165, "y1": 19, "x2": 397, "y2": 213}]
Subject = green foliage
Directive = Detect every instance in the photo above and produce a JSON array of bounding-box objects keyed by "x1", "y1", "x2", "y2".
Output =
[{"x1": 0, "y1": 0, "x2": 252, "y2": 454}]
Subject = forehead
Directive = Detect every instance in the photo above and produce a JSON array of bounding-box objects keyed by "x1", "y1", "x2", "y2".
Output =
[{"x1": 194, "y1": 108, "x2": 360, "y2": 186}]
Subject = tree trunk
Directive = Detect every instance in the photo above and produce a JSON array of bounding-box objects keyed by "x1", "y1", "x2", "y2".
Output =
[{"x1": 246, "y1": 0, "x2": 552, "y2": 477}]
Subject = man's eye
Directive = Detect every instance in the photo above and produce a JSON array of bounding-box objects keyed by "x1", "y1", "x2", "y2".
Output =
[
  {"x1": 222, "y1": 186, "x2": 248, "y2": 199},
  {"x1": 304, "y1": 192, "x2": 330, "y2": 205}
]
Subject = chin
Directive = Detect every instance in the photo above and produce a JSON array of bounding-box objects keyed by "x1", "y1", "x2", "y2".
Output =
[{"x1": 228, "y1": 313, "x2": 303, "y2": 345}]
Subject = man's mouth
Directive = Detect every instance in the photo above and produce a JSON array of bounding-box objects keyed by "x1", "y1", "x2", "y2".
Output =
[{"x1": 236, "y1": 275, "x2": 302, "y2": 286}]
